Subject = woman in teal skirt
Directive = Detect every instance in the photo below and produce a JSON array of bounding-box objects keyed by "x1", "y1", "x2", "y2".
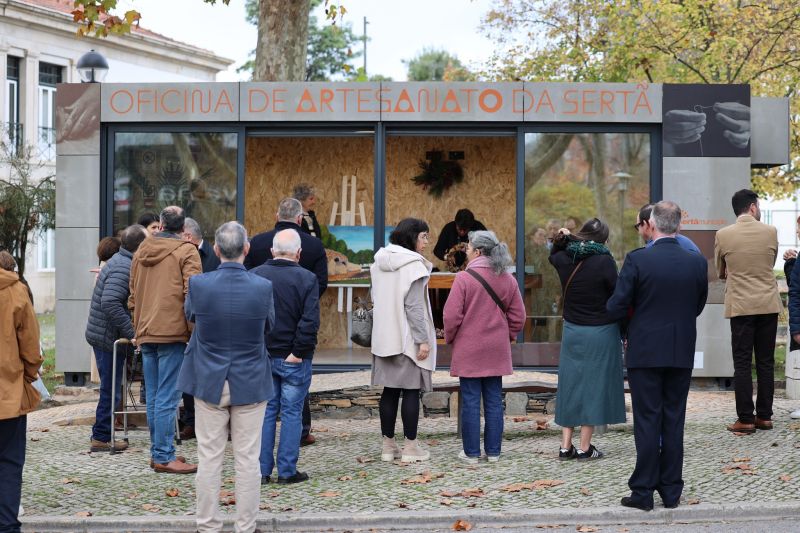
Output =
[{"x1": 549, "y1": 218, "x2": 626, "y2": 460}]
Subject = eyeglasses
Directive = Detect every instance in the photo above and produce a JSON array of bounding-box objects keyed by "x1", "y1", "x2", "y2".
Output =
[
  {"x1": 633, "y1": 221, "x2": 646, "y2": 230},
  {"x1": 419, "y1": 233, "x2": 430, "y2": 241}
]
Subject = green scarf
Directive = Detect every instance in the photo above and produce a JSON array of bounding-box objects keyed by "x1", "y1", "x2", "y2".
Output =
[{"x1": 566, "y1": 239, "x2": 612, "y2": 261}]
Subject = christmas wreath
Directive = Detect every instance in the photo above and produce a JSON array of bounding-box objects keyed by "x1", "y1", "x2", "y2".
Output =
[
  {"x1": 444, "y1": 242, "x2": 468, "y2": 272},
  {"x1": 411, "y1": 155, "x2": 464, "y2": 197}
]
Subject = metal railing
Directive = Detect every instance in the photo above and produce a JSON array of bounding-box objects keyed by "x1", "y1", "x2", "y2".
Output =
[
  {"x1": 38, "y1": 126, "x2": 55, "y2": 161},
  {"x1": 2, "y1": 122, "x2": 23, "y2": 156}
]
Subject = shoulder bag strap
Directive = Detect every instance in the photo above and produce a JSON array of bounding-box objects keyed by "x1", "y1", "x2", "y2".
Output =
[
  {"x1": 465, "y1": 268, "x2": 508, "y2": 314},
  {"x1": 557, "y1": 260, "x2": 584, "y2": 316}
]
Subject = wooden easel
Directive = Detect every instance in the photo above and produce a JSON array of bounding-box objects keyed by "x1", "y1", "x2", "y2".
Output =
[{"x1": 329, "y1": 175, "x2": 367, "y2": 226}]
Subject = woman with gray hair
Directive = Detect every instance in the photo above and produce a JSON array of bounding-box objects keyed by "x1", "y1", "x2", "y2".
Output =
[
  {"x1": 443, "y1": 231, "x2": 526, "y2": 463},
  {"x1": 549, "y1": 218, "x2": 626, "y2": 461}
]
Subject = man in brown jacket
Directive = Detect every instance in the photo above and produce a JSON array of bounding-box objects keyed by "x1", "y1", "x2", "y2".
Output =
[
  {"x1": 714, "y1": 189, "x2": 782, "y2": 434},
  {"x1": 0, "y1": 262, "x2": 42, "y2": 532},
  {"x1": 129, "y1": 206, "x2": 201, "y2": 474}
]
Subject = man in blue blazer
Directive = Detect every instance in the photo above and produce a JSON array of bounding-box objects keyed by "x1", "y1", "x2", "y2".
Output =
[
  {"x1": 607, "y1": 201, "x2": 708, "y2": 511},
  {"x1": 178, "y1": 221, "x2": 275, "y2": 533}
]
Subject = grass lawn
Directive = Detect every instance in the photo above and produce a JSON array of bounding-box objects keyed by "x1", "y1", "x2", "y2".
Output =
[{"x1": 36, "y1": 313, "x2": 62, "y2": 393}]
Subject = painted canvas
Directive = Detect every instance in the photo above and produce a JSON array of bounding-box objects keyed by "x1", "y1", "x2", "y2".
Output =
[{"x1": 322, "y1": 226, "x2": 393, "y2": 281}]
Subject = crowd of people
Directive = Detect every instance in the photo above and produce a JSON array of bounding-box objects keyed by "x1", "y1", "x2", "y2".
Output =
[{"x1": 1, "y1": 185, "x2": 798, "y2": 532}]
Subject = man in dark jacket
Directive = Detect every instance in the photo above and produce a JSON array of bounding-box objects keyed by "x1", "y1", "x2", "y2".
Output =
[
  {"x1": 244, "y1": 198, "x2": 328, "y2": 296},
  {"x1": 85, "y1": 224, "x2": 148, "y2": 452},
  {"x1": 433, "y1": 208, "x2": 487, "y2": 264},
  {"x1": 252, "y1": 229, "x2": 320, "y2": 485},
  {"x1": 607, "y1": 201, "x2": 708, "y2": 511}
]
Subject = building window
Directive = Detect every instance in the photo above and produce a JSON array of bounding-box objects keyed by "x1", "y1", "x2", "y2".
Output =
[
  {"x1": 37, "y1": 228, "x2": 55, "y2": 271},
  {"x1": 5, "y1": 57, "x2": 21, "y2": 154},
  {"x1": 38, "y1": 62, "x2": 62, "y2": 160}
]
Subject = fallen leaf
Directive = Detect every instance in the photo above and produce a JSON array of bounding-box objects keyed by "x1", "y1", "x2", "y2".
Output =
[
  {"x1": 502, "y1": 482, "x2": 535, "y2": 492},
  {"x1": 426, "y1": 439, "x2": 440, "y2": 446},
  {"x1": 580, "y1": 487, "x2": 592, "y2": 496},
  {"x1": 338, "y1": 475, "x2": 352, "y2": 481},
  {"x1": 219, "y1": 489, "x2": 235, "y2": 498},
  {"x1": 141, "y1": 503, "x2": 160, "y2": 512},
  {"x1": 460, "y1": 487, "x2": 485, "y2": 498},
  {"x1": 732, "y1": 457, "x2": 751, "y2": 462},
  {"x1": 535, "y1": 418, "x2": 550, "y2": 430},
  {"x1": 440, "y1": 490, "x2": 460, "y2": 497},
  {"x1": 686, "y1": 498, "x2": 700, "y2": 505},
  {"x1": 401, "y1": 470, "x2": 443, "y2": 484},
  {"x1": 779, "y1": 474, "x2": 792, "y2": 482},
  {"x1": 259, "y1": 503, "x2": 271, "y2": 510},
  {"x1": 618, "y1": 529, "x2": 630, "y2": 532},
  {"x1": 319, "y1": 491, "x2": 341, "y2": 497},
  {"x1": 268, "y1": 491, "x2": 280, "y2": 498},
  {"x1": 441, "y1": 498, "x2": 453, "y2": 506},
  {"x1": 314, "y1": 427, "x2": 329, "y2": 432},
  {"x1": 223, "y1": 477, "x2": 235, "y2": 484},
  {"x1": 75, "y1": 511, "x2": 92, "y2": 517},
  {"x1": 336, "y1": 432, "x2": 352, "y2": 438},
  {"x1": 466, "y1": 502, "x2": 477, "y2": 508},
  {"x1": 281, "y1": 506, "x2": 295, "y2": 512},
  {"x1": 358, "y1": 471, "x2": 368, "y2": 478},
  {"x1": 165, "y1": 488, "x2": 180, "y2": 497},
  {"x1": 576, "y1": 527, "x2": 598, "y2": 533},
  {"x1": 513, "y1": 416, "x2": 530, "y2": 422},
  {"x1": 220, "y1": 497, "x2": 236, "y2": 506},
  {"x1": 534, "y1": 479, "x2": 565, "y2": 489},
  {"x1": 30, "y1": 437, "x2": 40, "y2": 442},
  {"x1": 535, "y1": 526, "x2": 565, "y2": 530},
  {"x1": 788, "y1": 422, "x2": 800, "y2": 430},
  {"x1": 61, "y1": 478, "x2": 80, "y2": 484},
  {"x1": 40, "y1": 428, "x2": 50, "y2": 432},
  {"x1": 355, "y1": 456, "x2": 374, "y2": 464},
  {"x1": 453, "y1": 519, "x2": 473, "y2": 531},
  {"x1": 397, "y1": 501, "x2": 409, "y2": 509}
]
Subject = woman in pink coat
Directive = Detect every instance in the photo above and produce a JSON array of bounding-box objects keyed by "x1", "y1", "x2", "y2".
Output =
[{"x1": 444, "y1": 230, "x2": 526, "y2": 463}]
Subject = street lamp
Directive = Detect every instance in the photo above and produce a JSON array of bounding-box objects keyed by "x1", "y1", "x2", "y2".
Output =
[
  {"x1": 76, "y1": 49, "x2": 109, "y2": 83},
  {"x1": 610, "y1": 171, "x2": 633, "y2": 260}
]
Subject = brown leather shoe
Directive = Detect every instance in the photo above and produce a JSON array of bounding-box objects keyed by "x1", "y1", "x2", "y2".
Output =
[
  {"x1": 755, "y1": 417, "x2": 773, "y2": 430},
  {"x1": 727, "y1": 419, "x2": 756, "y2": 434},
  {"x1": 179, "y1": 426, "x2": 195, "y2": 440},
  {"x1": 90, "y1": 439, "x2": 129, "y2": 453},
  {"x1": 300, "y1": 433, "x2": 316, "y2": 447},
  {"x1": 149, "y1": 455, "x2": 186, "y2": 469},
  {"x1": 153, "y1": 460, "x2": 197, "y2": 474}
]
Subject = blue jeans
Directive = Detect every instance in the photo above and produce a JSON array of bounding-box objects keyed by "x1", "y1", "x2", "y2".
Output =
[
  {"x1": 141, "y1": 342, "x2": 185, "y2": 464},
  {"x1": 91, "y1": 347, "x2": 126, "y2": 443},
  {"x1": 459, "y1": 376, "x2": 504, "y2": 458},
  {"x1": 259, "y1": 358, "x2": 312, "y2": 478}
]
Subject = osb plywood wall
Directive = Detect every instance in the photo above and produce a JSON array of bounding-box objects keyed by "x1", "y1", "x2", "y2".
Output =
[
  {"x1": 244, "y1": 135, "x2": 516, "y2": 349},
  {"x1": 245, "y1": 136, "x2": 375, "y2": 349},
  {"x1": 386, "y1": 136, "x2": 516, "y2": 269}
]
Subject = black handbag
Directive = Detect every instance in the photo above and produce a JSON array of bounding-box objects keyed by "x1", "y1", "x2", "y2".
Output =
[{"x1": 350, "y1": 293, "x2": 373, "y2": 347}]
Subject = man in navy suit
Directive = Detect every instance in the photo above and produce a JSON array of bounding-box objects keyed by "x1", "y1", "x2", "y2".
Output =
[
  {"x1": 607, "y1": 201, "x2": 708, "y2": 511},
  {"x1": 178, "y1": 221, "x2": 275, "y2": 533}
]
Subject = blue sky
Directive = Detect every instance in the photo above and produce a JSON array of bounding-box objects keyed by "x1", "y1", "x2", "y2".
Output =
[{"x1": 115, "y1": 0, "x2": 497, "y2": 82}]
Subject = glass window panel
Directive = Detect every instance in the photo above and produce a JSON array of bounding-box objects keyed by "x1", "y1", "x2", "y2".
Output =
[
  {"x1": 37, "y1": 228, "x2": 55, "y2": 271},
  {"x1": 523, "y1": 132, "x2": 650, "y2": 345},
  {"x1": 113, "y1": 132, "x2": 238, "y2": 241},
  {"x1": 7, "y1": 56, "x2": 20, "y2": 80},
  {"x1": 38, "y1": 63, "x2": 62, "y2": 86}
]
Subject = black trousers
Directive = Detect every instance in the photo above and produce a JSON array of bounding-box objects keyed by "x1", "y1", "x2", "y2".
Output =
[
  {"x1": 0, "y1": 415, "x2": 26, "y2": 533},
  {"x1": 730, "y1": 313, "x2": 777, "y2": 423},
  {"x1": 302, "y1": 395, "x2": 311, "y2": 438},
  {"x1": 627, "y1": 367, "x2": 692, "y2": 508}
]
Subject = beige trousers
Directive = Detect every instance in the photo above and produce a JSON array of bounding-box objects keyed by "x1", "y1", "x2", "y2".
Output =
[{"x1": 195, "y1": 381, "x2": 266, "y2": 533}]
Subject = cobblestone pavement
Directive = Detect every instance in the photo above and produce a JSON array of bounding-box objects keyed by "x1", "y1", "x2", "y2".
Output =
[{"x1": 22, "y1": 389, "x2": 800, "y2": 520}]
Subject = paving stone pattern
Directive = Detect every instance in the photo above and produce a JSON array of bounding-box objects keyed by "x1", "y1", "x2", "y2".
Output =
[{"x1": 22, "y1": 391, "x2": 800, "y2": 518}]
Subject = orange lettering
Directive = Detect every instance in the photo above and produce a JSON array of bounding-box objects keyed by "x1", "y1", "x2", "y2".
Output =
[
  {"x1": 581, "y1": 90, "x2": 597, "y2": 114},
  {"x1": 460, "y1": 88, "x2": 478, "y2": 112},
  {"x1": 214, "y1": 89, "x2": 234, "y2": 113},
  {"x1": 599, "y1": 90, "x2": 614, "y2": 114},
  {"x1": 618, "y1": 90, "x2": 633, "y2": 113},
  {"x1": 418, "y1": 88, "x2": 438, "y2": 113},
  {"x1": 273, "y1": 89, "x2": 286, "y2": 112},
  {"x1": 110, "y1": 90, "x2": 134, "y2": 114},
  {"x1": 512, "y1": 89, "x2": 533, "y2": 113},
  {"x1": 393, "y1": 89, "x2": 415, "y2": 113},
  {"x1": 357, "y1": 88, "x2": 372, "y2": 113},
  {"x1": 441, "y1": 89, "x2": 462, "y2": 113},
  {"x1": 192, "y1": 89, "x2": 211, "y2": 114},
  {"x1": 160, "y1": 89, "x2": 180, "y2": 114},
  {"x1": 248, "y1": 89, "x2": 269, "y2": 113},
  {"x1": 137, "y1": 89, "x2": 153, "y2": 114},
  {"x1": 296, "y1": 88, "x2": 318, "y2": 113},
  {"x1": 336, "y1": 88, "x2": 354, "y2": 112},
  {"x1": 478, "y1": 89, "x2": 502, "y2": 113},
  {"x1": 535, "y1": 89, "x2": 555, "y2": 114},
  {"x1": 563, "y1": 90, "x2": 578, "y2": 114},
  {"x1": 378, "y1": 87, "x2": 391, "y2": 113},
  {"x1": 633, "y1": 90, "x2": 652, "y2": 114},
  {"x1": 320, "y1": 89, "x2": 335, "y2": 112}
]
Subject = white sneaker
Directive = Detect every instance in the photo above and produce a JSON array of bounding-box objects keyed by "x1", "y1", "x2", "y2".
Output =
[
  {"x1": 458, "y1": 450, "x2": 479, "y2": 464},
  {"x1": 486, "y1": 454, "x2": 500, "y2": 463},
  {"x1": 791, "y1": 409, "x2": 800, "y2": 419},
  {"x1": 400, "y1": 439, "x2": 430, "y2": 462},
  {"x1": 381, "y1": 436, "x2": 401, "y2": 462},
  {"x1": 18, "y1": 504, "x2": 24, "y2": 516}
]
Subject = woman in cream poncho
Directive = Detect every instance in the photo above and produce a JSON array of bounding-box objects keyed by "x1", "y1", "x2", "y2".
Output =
[{"x1": 370, "y1": 218, "x2": 437, "y2": 463}]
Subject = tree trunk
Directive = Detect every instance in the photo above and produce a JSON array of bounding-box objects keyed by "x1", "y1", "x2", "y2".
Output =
[{"x1": 255, "y1": 0, "x2": 311, "y2": 81}]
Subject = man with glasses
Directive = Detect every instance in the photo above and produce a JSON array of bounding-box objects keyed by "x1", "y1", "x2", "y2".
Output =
[{"x1": 635, "y1": 204, "x2": 700, "y2": 254}]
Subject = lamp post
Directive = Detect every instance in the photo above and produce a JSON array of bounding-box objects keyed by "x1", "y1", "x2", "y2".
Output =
[
  {"x1": 76, "y1": 49, "x2": 109, "y2": 83},
  {"x1": 610, "y1": 171, "x2": 633, "y2": 260}
]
